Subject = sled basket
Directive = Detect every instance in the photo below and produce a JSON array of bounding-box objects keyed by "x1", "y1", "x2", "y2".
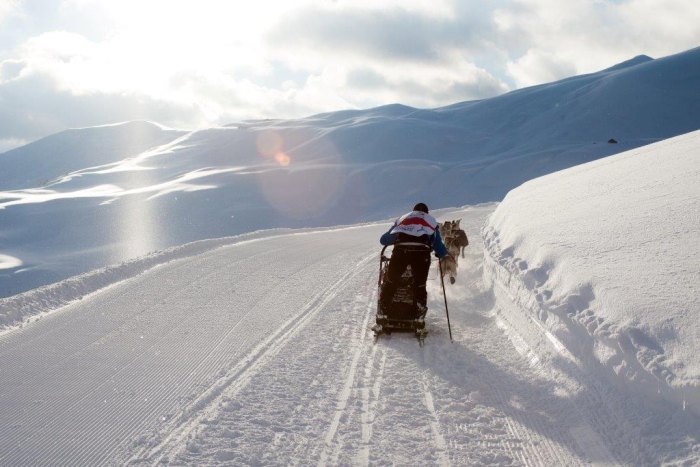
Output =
[{"x1": 376, "y1": 244, "x2": 427, "y2": 331}]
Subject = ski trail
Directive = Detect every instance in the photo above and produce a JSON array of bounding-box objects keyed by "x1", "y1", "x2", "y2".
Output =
[
  {"x1": 355, "y1": 345, "x2": 386, "y2": 466},
  {"x1": 422, "y1": 374, "x2": 450, "y2": 466},
  {"x1": 142, "y1": 252, "x2": 376, "y2": 465},
  {"x1": 317, "y1": 287, "x2": 376, "y2": 467},
  {"x1": 160, "y1": 252, "x2": 382, "y2": 465}
]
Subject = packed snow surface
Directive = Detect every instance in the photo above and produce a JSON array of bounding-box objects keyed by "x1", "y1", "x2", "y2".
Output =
[
  {"x1": 1, "y1": 47, "x2": 699, "y2": 297},
  {"x1": 484, "y1": 130, "x2": 700, "y2": 413},
  {"x1": 0, "y1": 205, "x2": 697, "y2": 465}
]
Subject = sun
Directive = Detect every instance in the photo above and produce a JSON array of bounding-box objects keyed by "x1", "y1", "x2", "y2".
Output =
[{"x1": 58, "y1": 1, "x2": 304, "y2": 99}]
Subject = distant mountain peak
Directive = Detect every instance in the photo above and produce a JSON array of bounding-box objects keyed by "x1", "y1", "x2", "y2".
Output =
[{"x1": 602, "y1": 54, "x2": 654, "y2": 72}]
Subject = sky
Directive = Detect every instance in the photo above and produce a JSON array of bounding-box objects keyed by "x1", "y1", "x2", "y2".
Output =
[{"x1": 0, "y1": 0, "x2": 698, "y2": 152}]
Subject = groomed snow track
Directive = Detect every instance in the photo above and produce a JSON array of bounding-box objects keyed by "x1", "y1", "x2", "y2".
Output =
[{"x1": 0, "y1": 205, "x2": 697, "y2": 465}]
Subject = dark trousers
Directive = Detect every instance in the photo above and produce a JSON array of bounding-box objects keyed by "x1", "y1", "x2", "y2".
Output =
[{"x1": 380, "y1": 247, "x2": 431, "y2": 308}]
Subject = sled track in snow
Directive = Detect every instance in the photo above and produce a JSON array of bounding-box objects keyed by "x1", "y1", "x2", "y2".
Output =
[
  {"x1": 139, "y1": 252, "x2": 376, "y2": 465},
  {"x1": 421, "y1": 375, "x2": 450, "y2": 465},
  {"x1": 356, "y1": 343, "x2": 387, "y2": 465},
  {"x1": 317, "y1": 286, "x2": 377, "y2": 466}
]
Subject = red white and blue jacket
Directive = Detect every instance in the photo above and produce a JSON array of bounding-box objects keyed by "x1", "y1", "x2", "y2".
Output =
[{"x1": 380, "y1": 210, "x2": 448, "y2": 258}]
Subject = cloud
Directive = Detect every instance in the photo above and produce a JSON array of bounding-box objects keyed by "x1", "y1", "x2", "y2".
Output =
[
  {"x1": 345, "y1": 68, "x2": 388, "y2": 91},
  {"x1": 342, "y1": 60, "x2": 508, "y2": 108},
  {"x1": 0, "y1": 0, "x2": 19, "y2": 24},
  {"x1": 497, "y1": 0, "x2": 700, "y2": 86},
  {"x1": 266, "y1": 3, "x2": 512, "y2": 106},
  {"x1": 267, "y1": 3, "x2": 504, "y2": 66},
  {"x1": 0, "y1": 138, "x2": 28, "y2": 154},
  {"x1": 0, "y1": 70, "x2": 202, "y2": 143},
  {"x1": 0, "y1": 59, "x2": 25, "y2": 81},
  {"x1": 270, "y1": 9, "x2": 449, "y2": 63},
  {"x1": 506, "y1": 49, "x2": 577, "y2": 88},
  {"x1": 0, "y1": 0, "x2": 698, "y2": 149}
]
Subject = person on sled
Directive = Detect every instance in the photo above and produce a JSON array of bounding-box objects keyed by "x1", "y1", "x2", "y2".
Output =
[{"x1": 379, "y1": 203, "x2": 450, "y2": 315}]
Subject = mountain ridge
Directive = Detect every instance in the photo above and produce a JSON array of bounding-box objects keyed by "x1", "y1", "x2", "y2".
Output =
[{"x1": 0, "y1": 46, "x2": 699, "y2": 296}]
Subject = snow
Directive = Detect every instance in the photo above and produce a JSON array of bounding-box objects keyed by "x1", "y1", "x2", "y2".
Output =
[
  {"x1": 0, "y1": 205, "x2": 696, "y2": 465},
  {"x1": 483, "y1": 130, "x2": 700, "y2": 413},
  {"x1": 0, "y1": 254, "x2": 22, "y2": 270},
  {"x1": 0, "y1": 47, "x2": 699, "y2": 464},
  {"x1": 0, "y1": 228, "x2": 290, "y2": 330},
  {"x1": 1, "y1": 47, "x2": 699, "y2": 297}
]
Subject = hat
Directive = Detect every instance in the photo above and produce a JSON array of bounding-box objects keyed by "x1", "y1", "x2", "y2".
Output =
[{"x1": 413, "y1": 202, "x2": 429, "y2": 213}]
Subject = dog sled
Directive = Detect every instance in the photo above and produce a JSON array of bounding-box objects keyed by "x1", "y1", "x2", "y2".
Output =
[{"x1": 372, "y1": 244, "x2": 429, "y2": 344}]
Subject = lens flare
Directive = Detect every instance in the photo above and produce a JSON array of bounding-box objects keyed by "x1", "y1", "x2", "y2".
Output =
[
  {"x1": 274, "y1": 152, "x2": 290, "y2": 166},
  {"x1": 256, "y1": 130, "x2": 292, "y2": 166},
  {"x1": 255, "y1": 133, "x2": 346, "y2": 220},
  {"x1": 256, "y1": 130, "x2": 283, "y2": 158}
]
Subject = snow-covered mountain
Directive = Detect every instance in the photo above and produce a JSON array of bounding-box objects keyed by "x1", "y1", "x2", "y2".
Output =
[{"x1": 1, "y1": 47, "x2": 699, "y2": 297}]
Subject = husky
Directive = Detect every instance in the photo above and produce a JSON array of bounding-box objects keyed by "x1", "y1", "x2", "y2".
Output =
[
  {"x1": 441, "y1": 253, "x2": 458, "y2": 285},
  {"x1": 441, "y1": 220, "x2": 460, "y2": 239},
  {"x1": 440, "y1": 221, "x2": 453, "y2": 238},
  {"x1": 441, "y1": 237, "x2": 460, "y2": 284},
  {"x1": 453, "y1": 228, "x2": 469, "y2": 258}
]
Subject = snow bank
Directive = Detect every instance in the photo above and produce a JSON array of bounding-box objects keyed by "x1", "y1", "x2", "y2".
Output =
[{"x1": 483, "y1": 130, "x2": 700, "y2": 413}]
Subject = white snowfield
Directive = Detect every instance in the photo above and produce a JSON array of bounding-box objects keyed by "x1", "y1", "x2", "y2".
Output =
[
  {"x1": 484, "y1": 130, "x2": 700, "y2": 415},
  {"x1": 0, "y1": 204, "x2": 698, "y2": 465}
]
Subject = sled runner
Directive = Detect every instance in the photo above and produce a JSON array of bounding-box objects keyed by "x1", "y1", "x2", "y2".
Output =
[{"x1": 373, "y1": 244, "x2": 429, "y2": 345}]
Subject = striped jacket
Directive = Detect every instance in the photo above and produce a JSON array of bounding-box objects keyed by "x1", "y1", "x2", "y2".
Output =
[{"x1": 380, "y1": 210, "x2": 448, "y2": 258}]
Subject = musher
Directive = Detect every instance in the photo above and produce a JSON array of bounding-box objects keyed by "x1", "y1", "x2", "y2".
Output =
[{"x1": 378, "y1": 203, "x2": 450, "y2": 314}]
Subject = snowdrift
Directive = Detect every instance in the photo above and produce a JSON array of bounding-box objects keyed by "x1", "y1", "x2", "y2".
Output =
[{"x1": 483, "y1": 130, "x2": 700, "y2": 413}]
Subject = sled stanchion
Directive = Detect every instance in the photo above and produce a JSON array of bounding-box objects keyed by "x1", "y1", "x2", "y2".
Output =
[{"x1": 438, "y1": 258, "x2": 453, "y2": 342}]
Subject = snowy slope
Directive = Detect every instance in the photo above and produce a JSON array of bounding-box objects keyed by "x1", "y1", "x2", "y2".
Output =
[
  {"x1": 1, "y1": 205, "x2": 696, "y2": 465},
  {"x1": 1, "y1": 47, "x2": 700, "y2": 297},
  {"x1": 483, "y1": 130, "x2": 700, "y2": 414}
]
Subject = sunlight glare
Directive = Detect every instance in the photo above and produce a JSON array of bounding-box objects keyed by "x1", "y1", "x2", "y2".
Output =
[
  {"x1": 255, "y1": 134, "x2": 345, "y2": 220},
  {"x1": 256, "y1": 130, "x2": 284, "y2": 158},
  {"x1": 51, "y1": 0, "x2": 304, "y2": 102},
  {"x1": 256, "y1": 131, "x2": 292, "y2": 166},
  {"x1": 0, "y1": 254, "x2": 22, "y2": 270},
  {"x1": 274, "y1": 152, "x2": 291, "y2": 166}
]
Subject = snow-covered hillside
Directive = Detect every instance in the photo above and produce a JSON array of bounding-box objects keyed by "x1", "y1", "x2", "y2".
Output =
[
  {"x1": 483, "y1": 129, "x2": 700, "y2": 414},
  {"x1": 1, "y1": 47, "x2": 699, "y2": 297}
]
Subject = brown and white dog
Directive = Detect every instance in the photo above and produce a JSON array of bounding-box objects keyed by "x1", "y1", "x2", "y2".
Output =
[
  {"x1": 440, "y1": 236, "x2": 461, "y2": 284},
  {"x1": 438, "y1": 218, "x2": 470, "y2": 284}
]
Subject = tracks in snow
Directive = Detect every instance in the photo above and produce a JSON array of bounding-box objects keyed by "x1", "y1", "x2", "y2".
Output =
[
  {"x1": 3, "y1": 206, "x2": 693, "y2": 465},
  {"x1": 0, "y1": 227, "x2": 387, "y2": 466},
  {"x1": 135, "y1": 205, "x2": 636, "y2": 466},
  {"x1": 317, "y1": 285, "x2": 376, "y2": 466},
  {"x1": 141, "y1": 251, "x2": 377, "y2": 464}
]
